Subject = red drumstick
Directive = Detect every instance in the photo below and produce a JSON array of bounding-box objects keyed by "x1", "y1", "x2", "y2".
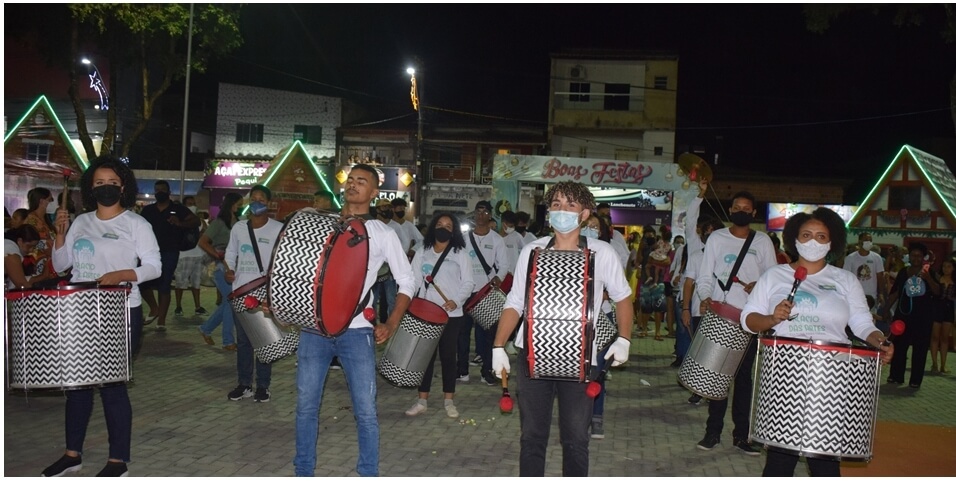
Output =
[
  {"x1": 499, "y1": 369, "x2": 513, "y2": 414},
  {"x1": 883, "y1": 320, "x2": 906, "y2": 346},
  {"x1": 425, "y1": 276, "x2": 451, "y2": 304},
  {"x1": 586, "y1": 367, "x2": 609, "y2": 399}
]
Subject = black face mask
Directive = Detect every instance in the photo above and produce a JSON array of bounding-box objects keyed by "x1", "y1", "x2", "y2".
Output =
[
  {"x1": 729, "y1": 211, "x2": 752, "y2": 227},
  {"x1": 434, "y1": 228, "x2": 453, "y2": 243},
  {"x1": 516, "y1": 225, "x2": 527, "y2": 234},
  {"x1": 154, "y1": 191, "x2": 170, "y2": 203},
  {"x1": 92, "y1": 185, "x2": 122, "y2": 207},
  {"x1": 393, "y1": 210, "x2": 405, "y2": 219},
  {"x1": 379, "y1": 210, "x2": 393, "y2": 220}
]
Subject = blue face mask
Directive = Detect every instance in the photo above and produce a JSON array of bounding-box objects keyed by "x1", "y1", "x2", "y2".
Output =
[
  {"x1": 549, "y1": 210, "x2": 581, "y2": 234},
  {"x1": 249, "y1": 201, "x2": 268, "y2": 216},
  {"x1": 582, "y1": 227, "x2": 599, "y2": 239}
]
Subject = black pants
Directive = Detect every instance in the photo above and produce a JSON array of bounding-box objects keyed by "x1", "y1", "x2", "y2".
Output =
[
  {"x1": 705, "y1": 337, "x2": 757, "y2": 442},
  {"x1": 420, "y1": 316, "x2": 465, "y2": 394},
  {"x1": 762, "y1": 449, "x2": 840, "y2": 477},
  {"x1": 456, "y1": 314, "x2": 474, "y2": 376},
  {"x1": 889, "y1": 318, "x2": 932, "y2": 386}
]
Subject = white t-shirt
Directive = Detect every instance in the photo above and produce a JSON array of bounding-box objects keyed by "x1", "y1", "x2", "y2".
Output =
[
  {"x1": 52, "y1": 210, "x2": 162, "y2": 307},
  {"x1": 682, "y1": 247, "x2": 706, "y2": 317},
  {"x1": 504, "y1": 236, "x2": 632, "y2": 357},
  {"x1": 741, "y1": 264, "x2": 879, "y2": 344},
  {"x1": 695, "y1": 228, "x2": 777, "y2": 310},
  {"x1": 501, "y1": 230, "x2": 526, "y2": 275},
  {"x1": 385, "y1": 219, "x2": 410, "y2": 253},
  {"x1": 224, "y1": 218, "x2": 284, "y2": 290},
  {"x1": 519, "y1": 231, "x2": 537, "y2": 244},
  {"x1": 842, "y1": 250, "x2": 884, "y2": 299},
  {"x1": 610, "y1": 230, "x2": 630, "y2": 267},
  {"x1": 345, "y1": 219, "x2": 416, "y2": 330},
  {"x1": 411, "y1": 244, "x2": 475, "y2": 317},
  {"x1": 396, "y1": 220, "x2": 424, "y2": 253},
  {"x1": 466, "y1": 229, "x2": 509, "y2": 292}
]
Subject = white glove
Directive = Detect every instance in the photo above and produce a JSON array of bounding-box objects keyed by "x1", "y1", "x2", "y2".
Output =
[
  {"x1": 604, "y1": 337, "x2": 631, "y2": 367},
  {"x1": 492, "y1": 347, "x2": 510, "y2": 379}
]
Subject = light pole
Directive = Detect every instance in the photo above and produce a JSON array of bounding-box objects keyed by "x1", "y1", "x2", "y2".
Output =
[{"x1": 81, "y1": 57, "x2": 109, "y2": 111}]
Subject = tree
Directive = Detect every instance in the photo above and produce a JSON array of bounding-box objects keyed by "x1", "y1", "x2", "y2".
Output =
[
  {"x1": 67, "y1": 4, "x2": 243, "y2": 159},
  {"x1": 804, "y1": 4, "x2": 956, "y2": 137}
]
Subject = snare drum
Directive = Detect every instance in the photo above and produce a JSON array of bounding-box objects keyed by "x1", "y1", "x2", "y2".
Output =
[
  {"x1": 378, "y1": 298, "x2": 449, "y2": 387},
  {"x1": 464, "y1": 282, "x2": 506, "y2": 330},
  {"x1": 230, "y1": 277, "x2": 298, "y2": 364},
  {"x1": 269, "y1": 211, "x2": 370, "y2": 336},
  {"x1": 678, "y1": 301, "x2": 752, "y2": 400},
  {"x1": 5, "y1": 285, "x2": 131, "y2": 390},
  {"x1": 525, "y1": 248, "x2": 595, "y2": 381},
  {"x1": 750, "y1": 336, "x2": 882, "y2": 461}
]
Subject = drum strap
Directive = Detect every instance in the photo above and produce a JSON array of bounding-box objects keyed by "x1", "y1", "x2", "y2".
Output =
[
  {"x1": 247, "y1": 221, "x2": 265, "y2": 276},
  {"x1": 717, "y1": 230, "x2": 755, "y2": 293},
  {"x1": 469, "y1": 232, "x2": 496, "y2": 277}
]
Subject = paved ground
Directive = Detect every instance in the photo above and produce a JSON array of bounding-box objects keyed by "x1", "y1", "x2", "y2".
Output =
[{"x1": 5, "y1": 288, "x2": 956, "y2": 477}]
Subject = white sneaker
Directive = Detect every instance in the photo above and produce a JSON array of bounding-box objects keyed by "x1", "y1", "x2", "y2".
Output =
[
  {"x1": 405, "y1": 400, "x2": 427, "y2": 416},
  {"x1": 456, "y1": 374, "x2": 469, "y2": 383},
  {"x1": 444, "y1": 400, "x2": 459, "y2": 418}
]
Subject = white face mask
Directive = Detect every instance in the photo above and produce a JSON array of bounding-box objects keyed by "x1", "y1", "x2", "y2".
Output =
[
  {"x1": 188, "y1": 205, "x2": 198, "y2": 214},
  {"x1": 862, "y1": 241, "x2": 873, "y2": 251},
  {"x1": 46, "y1": 198, "x2": 59, "y2": 214},
  {"x1": 796, "y1": 239, "x2": 831, "y2": 262},
  {"x1": 503, "y1": 226, "x2": 515, "y2": 235}
]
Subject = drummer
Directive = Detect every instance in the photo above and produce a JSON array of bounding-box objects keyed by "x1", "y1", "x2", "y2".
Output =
[
  {"x1": 491, "y1": 181, "x2": 633, "y2": 476},
  {"x1": 47, "y1": 155, "x2": 162, "y2": 477},
  {"x1": 741, "y1": 207, "x2": 894, "y2": 476},
  {"x1": 294, "y1": 164, "x2": 415, "y2": 477}
]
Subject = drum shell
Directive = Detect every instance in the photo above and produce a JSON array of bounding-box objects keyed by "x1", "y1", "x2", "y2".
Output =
[
  {"x1": 750, "y1": 336, "x2": 881, "y2": 461},
  {"x1": 678, "y1": 301, "x2": 752, "y2": 400},
  {"x1": 378, "y1": 298, "x2": 449, "y2": 387},
  {"x1": 6, "y1": 286, "x2": 131, "y2": 390},
  {"x1": 230, "y1": 277, "x2": 298, "y2": 363},
  {"x1": 464, "y1": 282, "x2": 506, "y2": 330}
]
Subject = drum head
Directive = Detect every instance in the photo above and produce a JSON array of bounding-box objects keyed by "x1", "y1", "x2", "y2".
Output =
[
  {"x1": 317, "y1": 217, "x2": 370, "y2": 336},
  {"x1": 408, "y1": 297, "x2": 449, "y2": 325},
  {"x1": 4, "y1": 284, "x2": 129, "y2": 301}
]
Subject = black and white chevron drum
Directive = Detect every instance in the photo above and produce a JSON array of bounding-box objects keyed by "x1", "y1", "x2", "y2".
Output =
[
  {"x1": 6, "y1": 285, "x2": 130, "y2": 390},
  {"x1": 750, "y1": 336, "x2": 881, "y2": 461},
  {"x1": 525, "y1": 249, "x2": 595, "y2": 381},
  {"x1": 230, "y1": 277, "x2": 298, "y2": 364},
  {"x1": 379, "y1": 298, "x2": 448, "y2": 387},
  {"x1": 464, "y1": 282, "x2": 506, "y2": 330},
  {"x1": 678, "y1": 301, "x2": 752, "y2": 400}
]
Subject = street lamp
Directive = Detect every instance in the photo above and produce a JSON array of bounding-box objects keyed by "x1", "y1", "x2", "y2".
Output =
[{"x1": 80, "y1": 57, "x2": 109, "y2": 111}]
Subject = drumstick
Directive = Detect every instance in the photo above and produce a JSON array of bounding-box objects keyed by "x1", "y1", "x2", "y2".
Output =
[
  {"x1": 425, "y1": 276, "x2": 451, "y2": 304},
  {"x1": 586, "y1": 367, "x2": 610, "y2": 399},
  {"x1": 499, "y1": 369, "x2": 513, "y2": 414},
  {"x1": 60, "y1": 168, "x2": 72, "y2": 214}
]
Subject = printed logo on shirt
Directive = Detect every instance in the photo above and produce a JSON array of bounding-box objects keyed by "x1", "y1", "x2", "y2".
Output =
[
  {"x1": 819, "y1": 284, "x2": 837, "y2": 291},
  {"x1": 723, "y1": 254, "x2": 737, "y2": 264},
  {"x1": 855, "y1": 264, "x2": 872, "y2": 282},
  {"x1": 423, "y1": 263, "x2": 434, "y2": 276},
  {"x1": 102, "y1": 232, "x2": 119, "y2": 240},
  {"x1": 787, "y1": 291, "x2": 826, "y2": 334},
  {"x1": 257, "y1": 237, "x2": 271, "y2": 244},
  {"x1": 72, "y1": 238, "x2": 99, "y2": 279},
  {"x1": 240, "y1": 244, "x2": 254, "y2": 254}
]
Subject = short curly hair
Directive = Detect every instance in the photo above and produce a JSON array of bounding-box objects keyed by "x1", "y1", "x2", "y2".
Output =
[
  {"x1": 782, "y1": 207, "x2": 846, "y2": 262},
  {"x1": 544, "y1": 181, "x2": 595, "y2": 211},
  {"x1": 81, "y1": 155, "x2": 139, "y2": 211}
]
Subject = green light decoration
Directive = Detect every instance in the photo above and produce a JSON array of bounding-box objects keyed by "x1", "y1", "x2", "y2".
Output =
[
  {"x1": 3, "y1": 95, "x2": 90, "y2": 171},
  {"x1": 260, "y1": 140, "x2": 340, "y2": 209}
]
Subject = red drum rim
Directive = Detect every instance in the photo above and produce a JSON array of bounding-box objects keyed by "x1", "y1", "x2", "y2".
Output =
[
  {"x1": 228, "y1": 276, "x2": 268, "y2": 301},
  {"x1": 5, "y1": 284, "x2": 130, "y2": 301},
  {"x1": 759, "y1": 335, "x2": 881, "y2": 356},
  {"x1": 408, "y1": 297, "x2": 449, "y2": 325},
  {"x1": 464, "y1": 282, "x2": 498, "y2": 312},
  {"x1": 500, "y1": 273, "x2": 514, "y2": 294},
  {"x1": 709, "y1": 301, "x2": 742, "y2": 323}
]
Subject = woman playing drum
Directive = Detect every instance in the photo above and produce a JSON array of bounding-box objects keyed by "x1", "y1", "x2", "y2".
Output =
[
  {"x1": 404, "y1": 213, "x2": 475, "y2": 418},
  {"x1": 46, "y1": 155, "x2": 162, "y2": 477},
  {"x1": 741, "y1": 207, "x2": 893, "y2": 476}
]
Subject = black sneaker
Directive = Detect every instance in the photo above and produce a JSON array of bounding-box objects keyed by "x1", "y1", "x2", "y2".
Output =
[
  {"x1": 95, "y1": 461, "x2": 128, "y2": 477},
  {"x1": 482, "y1": 372, "x2": 498, "y2": 386},
  {"x1": 254, "y1": 387, "x2": 271, "y2": 403},
  {"x1": 734, "y1": 440, "x2": 761, "y2": 456},
  {"x1": 687, "y1": 394, "x2": 703, "y2": 405},
  {"x1": 697, "y1": 434, "x2": 720, "y2": 450},
  {"x1": 670, "y1": 358, "x2": 683, "y2": 368},
  {"x1": 41, "y1": 454, "x2": 82, "y2": 477},
  {"x1": 470, "y1": 355, "x2": 483, "y2": 366},
  {"x1": 228, "y1": 384, "x2": 253, "y2": 401},
  {"x1": 195, "y1": 307, "x2": 209, "y2": 315},
  {"x1": 173, "y1": 307, "x2": 184, "y2": 317}
]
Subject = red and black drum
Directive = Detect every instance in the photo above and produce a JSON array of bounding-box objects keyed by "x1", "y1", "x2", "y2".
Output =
[
  {"x1": 269, "y1": 211, "x2": 370, "y2": 336},
  {"x1": 229, "y1": 277, "x2": 298, "y2": 364},
  {"x1": 464, "y1": 282, "x2": 506, "y2": 330},
  {"x1": 524, "y1": 248, "x2": 596, "y2": 382},
  {"x1": 678, "y1": 301, "x2": 752, "y2": 400},
  {"x1": 750, "y1": 336, "x2": 882, "y2": 461},
  {"x1": 378, "y1": 298, "x2": 449, "y2": 387},
  {"x1": 5, "y1": 284, "x2": 131, "y2": 390}
]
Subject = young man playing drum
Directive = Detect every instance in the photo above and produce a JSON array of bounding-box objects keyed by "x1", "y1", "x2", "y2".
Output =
[
  {"x1": 693, "y1": 191, "x2": 777, "y2": 454},
  {"x1": 491, "y1": 181, "x2": 633, "y2": 476},
  {"x1": 293, "y1": 164, "x2": 416, "y2": 477}
]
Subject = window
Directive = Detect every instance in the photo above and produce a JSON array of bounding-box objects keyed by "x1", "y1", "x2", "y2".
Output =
[
  {"x1": 888, "y1": 186, "x2": 921, "y2": 210},
  {"x1": 236, "y1": 123, "x2": 264, "y2": 143},
  {"x1": 569, "y1": 82, "x2": 591, "y2": 102},
  {"x1": 26, "y1": 143, "x2": 50, "y2": 161},
  {"x1": 579, "y1": 146, "x2": 588, "y2": 158},
  {"x1": 654, "y1": 76, "x2": 668, "y2": 90},
  {"x1": 294, "y1": 125, "x2": 322, "y2": 144},
  {"x1": 653, "y1": 146, "x2": 664, "y2": 156},
  {"x1": 603, "y1": 83, "x2": 630, "y2": 111},
  {"x1": 439, "y1": 146, "x2": 462, "y2": 164}
]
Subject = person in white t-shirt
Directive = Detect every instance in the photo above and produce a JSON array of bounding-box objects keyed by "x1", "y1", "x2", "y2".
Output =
[
  {"x1": 741, "y1": 207, "x2": 893, "y2": 477},
  {"x1": 46, "y1": 156, "x2": 162, "y2": 478},
  {"x1": 515, "y1": 211, "x2": 537, "y2": 244},
  {"x1": 491, "y1": 181, "x2": 633, "y2": 477},
  {"x1": 391, "y1": 197, "x2": 424, "y2": 259},
  {"x1": 842, "y1": 232, "x2": 885, "y2": 302},
  {"x1": 499, "y1": 210, "x2": 526, "y2": 276}
]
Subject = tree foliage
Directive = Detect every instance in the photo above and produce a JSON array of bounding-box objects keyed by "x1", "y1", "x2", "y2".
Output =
[{"x1": 67, "y1": 4, "x2": 242, "y2": 158}]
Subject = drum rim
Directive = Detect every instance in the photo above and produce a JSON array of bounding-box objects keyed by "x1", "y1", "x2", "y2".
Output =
[
  {"x1": 408, "y1": 297, "x2": 449, "y2": 325},
  {"x1": 707, "y1": 300, "x2": 743, "y2": 323},
  {"x1": 316, "y1": 216, "x2": 370, "y2": 336},
  {"x1": 464, "y1": 281, "x2": 498, "y2": 311},
  {"x1": 228, "y1": 276, "x2": 268, "y2": 301},
  {"x1": 759, "y1": 334, "x2": 881, "y2": 354},
  {"x1": 5, "y1": 284, "x2": 130, "y2": 300},
  {"x1": 756, "y1": 440, "x2": 871, "y2": 462}
]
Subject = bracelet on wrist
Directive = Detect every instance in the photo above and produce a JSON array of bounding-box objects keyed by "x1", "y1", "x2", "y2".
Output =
[{"x1": 493, "y1": 345, "x2": 506, "y2": 349}]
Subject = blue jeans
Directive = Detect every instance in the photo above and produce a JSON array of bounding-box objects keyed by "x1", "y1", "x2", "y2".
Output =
[
  {"x1": 374, "y1": 278, "x2": 396, "y2": 323},
  {"x1": 199, "y1": 267, "x2": 235, "y2": 346},
  {"x1": 294, "y1": 328, "x2": 378, "y2": 477},
  {"x1": 236, "y1": 312, "x2": 271, "y2": 389}
]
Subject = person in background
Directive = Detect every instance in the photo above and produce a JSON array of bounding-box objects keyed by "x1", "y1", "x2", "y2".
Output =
[
  {"x1": 595, "y1": 202, "x2": 630, "y2": 266},
  {"x1": 769, "y1": 232, "x2": 791, "y2": 264},
  {"x1": 23, "y1": 187, "x2": 59, "y2": 283},
  {"x1": 582, "y1": 213, "x2": 619, "y2": 440},
  {"x1": 173, "y1": 196, "x2": 208, "y2": 318},
  {"x1": 515, "y1": 211, "x2": 537, "y2": 244},
  {"x1": 391, "y1": 197, "x2": 424, "y2": 261},
  {"x1": 313, "y1": 190, "x2": 335, "y2": 211},
  {"x1": 4, "y1": 224, "x2": 42, "y2": 289},
  {"x1": 885, "y1": 242, "x2": 940, "y2": 389},
  {"x1": 11, "y1": 208, "x2": 29, "y2": 230},
  {"x1": 45, "y1": 155, "x2": 162, "y2": 477},
  {"x1": 197, "y1": 193, "x2": 244, "y2": 350},
  {"x1": 930, "y1": 259, "x2": 955, "y2": 374},
  {"x1": 499, "y1": 210, "x2": 526, "y2": 276},
  {"x1": 843, "y1": 232, "x2": 885, "y2": 308},
  {"x1": 372, "y1": 198, "x2": 399, "y2": 325}
]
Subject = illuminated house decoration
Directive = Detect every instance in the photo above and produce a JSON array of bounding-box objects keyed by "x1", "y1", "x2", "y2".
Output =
[
  {"x1": 4, "y1": 95, "x2": 89, "y2": 178},
  {"x1": 257, "y1": 140, "x2": 339, "y2": 217},
  {"x1": 846, "y1": 144, "x2": 955, "y2": 264}
]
